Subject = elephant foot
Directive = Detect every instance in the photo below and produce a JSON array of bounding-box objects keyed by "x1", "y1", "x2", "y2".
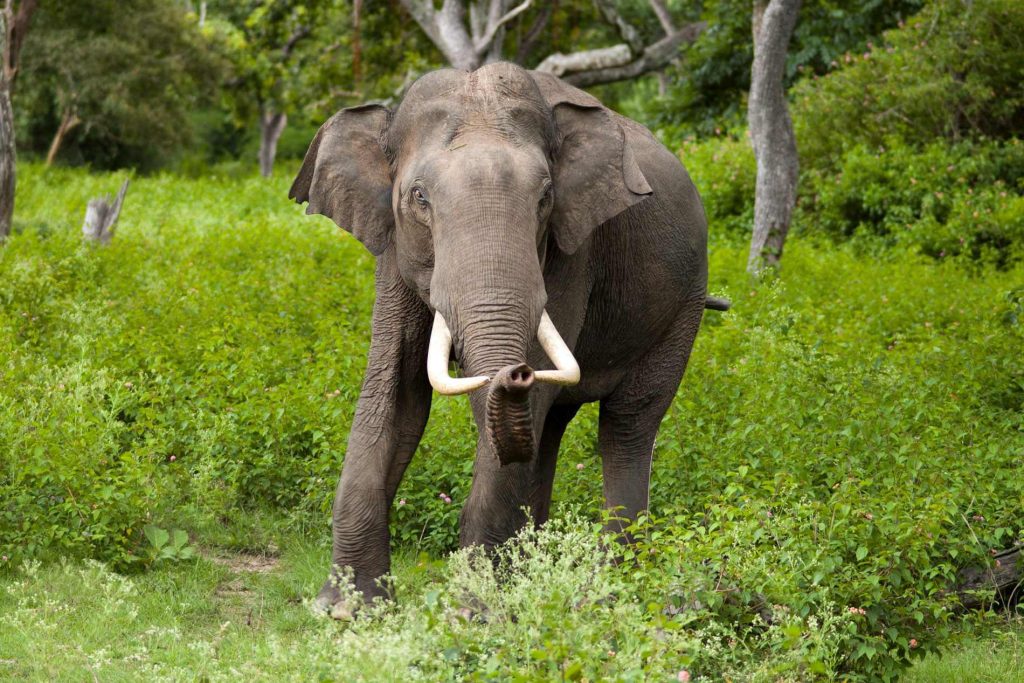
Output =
[
  {"x1": 312, "y1": 577, "x2": 360, "y2": 621},
  {"x1": 312, "y1": 569, "x2": 392, "y2": 620}
]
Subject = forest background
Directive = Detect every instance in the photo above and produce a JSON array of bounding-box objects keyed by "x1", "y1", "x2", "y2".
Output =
[{"x1": 1, "y1": 1, "x2": 1022, "y2": 681}]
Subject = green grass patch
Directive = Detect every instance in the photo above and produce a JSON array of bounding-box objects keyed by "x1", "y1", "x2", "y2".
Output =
[
  {"x1": 2, "y1": 161, "x2": 1023, "y2": 680},
  {"x1": 903, "y1": 621, "x2": 1023, "y2": 682}
]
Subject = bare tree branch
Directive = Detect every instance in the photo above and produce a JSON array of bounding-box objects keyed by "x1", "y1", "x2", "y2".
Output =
[
  {"x1": 538, "y1": 21, "x2": 706, "y2": 88},
  {"x1": 515, "y1": 2, "x2": 553, "y2": 64},
  {"x1": 400, "y1": 0, "x2": 699, "y2": 81},
  {"x1": 435, "y1": 0, "x2": 477, "y2": 69},
  {"x1": 398, "y1": 0, "x2": 442, "y2": 49},
  {"x1": 401, "y1": 0, "x2": 534, "y2": 70},
  {"x1": 648, "y1": 0, "x2": 675, "y2": 35},
  {"x1": 281, "y1": 25, "x2": 311, "y2": 59},
  {"x1": 535, "y1": 44, "x2": 632, "y2": 77},
  {"x1": 3, "y1": 0, "x2": 38, "y2": 83},
  {"x1": 474, "y1": 0, "x2": 532, "y2": 54},
  {"x1": 593, "y1": 0, "x2": 644, "y2": 56}
]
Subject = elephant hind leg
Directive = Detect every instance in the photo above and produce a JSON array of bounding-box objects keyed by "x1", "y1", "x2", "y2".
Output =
[
  {"x1": 598, "y1": 305, "x2": 703, "y2": 535},
  {"x1": 530, "y1": 403, "x2": 581, "y2": 525}
]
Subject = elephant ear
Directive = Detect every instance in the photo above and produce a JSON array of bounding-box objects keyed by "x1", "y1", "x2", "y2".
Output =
[
  {"x1": 530, "y1": 71, "x2": 652, "y2": 255},
  {"x1": 289, "y1": 104, "x2": 394, "y2": 256}
]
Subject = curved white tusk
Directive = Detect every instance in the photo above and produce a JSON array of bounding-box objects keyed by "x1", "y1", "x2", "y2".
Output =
[
  {"x1": 427, "y1": 312, "x2": 490, "y2": 395},
  {"x1": 534, "y1": 310, "x2": 581, "y2": 386}
]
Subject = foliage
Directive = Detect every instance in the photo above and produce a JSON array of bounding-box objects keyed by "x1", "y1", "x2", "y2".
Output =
[
  {"x1": 677, "y1": 132, "x2": 757, "y2": 240},
  {"x1": 2, "y1": 162, "x2": 1023, "y2": 680},
  {"x1": 903, "y1": 621, "x2": 1024, "y2": 682},
  {"x1": 800, "y1": 138, "x2": 1024, "y2": 267},
  {"x1": 1, "y1": 523, "x2": 1020, "y2": 681},
  {"x1": 642, "y1": 0, "x2": 924, "y2": 138},
  {"x1": 14, "y1": 0, "x2": 224, "y2": 170},
  {"x1": 673, "y1": 4, "x2": 1024, "y2": 267},
  {"x1": 142, "y1": 526, "x2": 195, "y2": 567},
  {"x1": 205, "y1": 1, "x2": 344, "y2": 121},
  {"x1": 793, "y1": 0, "x2": 1024, "y2": 168}
]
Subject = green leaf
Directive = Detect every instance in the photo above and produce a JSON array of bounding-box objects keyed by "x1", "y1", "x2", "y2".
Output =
[
  {"x1": 144, "y1": 525, "x2": 169, "y2": 549},
  {"x1": 171, "y1": 529, "x2": 189, "y2": 550}
]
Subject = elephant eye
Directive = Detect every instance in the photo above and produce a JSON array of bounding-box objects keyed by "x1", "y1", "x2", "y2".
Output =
[
  {"x1": 412, "y1": 187, "x2": 429, "y2": 207},
  {"x1": 540, "y1": 182, "x2": 553, "y2": 206}
]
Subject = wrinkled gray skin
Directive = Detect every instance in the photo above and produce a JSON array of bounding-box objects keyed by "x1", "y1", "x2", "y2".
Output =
[{"x1": 290, "y1": 63, "x2": 710, "y2": 615}]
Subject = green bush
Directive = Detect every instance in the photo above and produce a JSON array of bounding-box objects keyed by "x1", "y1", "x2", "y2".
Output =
[
  {"x1": 794, "y1": 0, "x2": 1024, "y2": 169},
  {"x1": 633, "y1": 0, "x2": 924, "y2": 139},
  {"x1": 3, "y1": 163, "x2": 1023, "y2": 680},
  {"x1": 678, "y1": 133, "x2": 757, "y2": 241},
  {"x1": 799, "y1": 138, "x2": 1024, "y2": 266}
]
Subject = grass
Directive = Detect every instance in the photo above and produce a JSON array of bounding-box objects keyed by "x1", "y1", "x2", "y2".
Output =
[
  {"x1": 1, "y1": 542, "x2": 1019, "y2": 681},
  {"x1": 2, "y1": 161, "x2": 1023, "y2": 680},
  {"x1": 0, "y1": 538, "x2": 338, "y2": 681},
  {"x1": 903, "y1": 623, "x2": 1024, "y2": 682}
]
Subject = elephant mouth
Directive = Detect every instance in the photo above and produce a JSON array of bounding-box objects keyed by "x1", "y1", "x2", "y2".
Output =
[
  {"x1": 426, "y1": 309, "x2": 579, "y2": 467},
  {"x1": 425, "y1": 309, "x2": 580, "y2": 395}
]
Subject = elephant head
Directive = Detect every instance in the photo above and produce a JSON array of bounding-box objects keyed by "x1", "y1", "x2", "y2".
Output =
[{"x1": 290, "y1": 63, "x2": 650, "y2": 466}]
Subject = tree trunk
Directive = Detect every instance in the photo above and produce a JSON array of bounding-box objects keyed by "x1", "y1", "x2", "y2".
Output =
[
  {"x1": 81, "y1": 179, "x2": 129, "y2": 244},
  {"x1": 0, "y1": 11, "x2": 12, "y2": 240},
  {"x1": 45, "y1": 108, "x2": 80, "y2": 167},
  {"x1": 352, "y1": 0, "x2": 363, "y2": 87},
  {"x1": 1, "y1": 0, "x2": 40, "y2": 240},
  {"x1": 258, "y1": 110, "x2": 287, "y2": 178},
  {"x1": 0, "y1": 79, "x2": 13, "y2": 240},
  {"x1": 958, "y1": 546, "x2": 1023, "y2": 610},
  {"x1": 747, "y1": 0, "x2": 800, "y2": 276}
]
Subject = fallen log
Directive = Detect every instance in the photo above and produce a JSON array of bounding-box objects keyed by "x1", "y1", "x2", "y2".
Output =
[
  {"x1": 82, "y1": 179, "x2": 129, "y2": 244},
  {"x1": 958, "y1": 545, "x2": 1022, "y2": 610}
]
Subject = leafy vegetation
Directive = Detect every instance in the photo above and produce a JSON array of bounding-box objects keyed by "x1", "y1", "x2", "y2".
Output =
[
  {"x1": 639, "y1": 0, "x2": 925, "y2": 137},
  {"x1": 1, "y1": 521, "x2": 1020, "y2": 681},
  {"x1": 14, "y1": 0, "x2": 223, "y2": 169},
  {"x1": 2, "y1": 1, "x2": 1023, "y2": 680},
  {"x1": 793, "y1": 0, "x2": 1024, "y2": 164},
  {"x1": 2, "y1": 156, "x2": 1022, "y2": 679},
  {"x1": 673, "y1": 1, "x2": 1024, "y2": 267}
]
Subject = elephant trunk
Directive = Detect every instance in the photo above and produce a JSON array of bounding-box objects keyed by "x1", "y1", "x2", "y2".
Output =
[
  {"x1": 425, "y1": 308, "x2": 581, "y2": 466},
  {"x1": 426, "y1": 311, "x2": 580, "y2": 394},
  {"x1": 485, "y1": 364, "x2": 536, "y2": 466},
  {"x1": 424, "y1": 195, "x2": 578, "y2": 466}
]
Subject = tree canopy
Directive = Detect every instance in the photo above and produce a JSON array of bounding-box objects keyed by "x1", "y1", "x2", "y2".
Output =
[
  {"x1": 8, "y1": 0, "x2": 955, "y2": 171},
  {"x1": 15, "y1": 0, "x2": 221, "y2": 169}
]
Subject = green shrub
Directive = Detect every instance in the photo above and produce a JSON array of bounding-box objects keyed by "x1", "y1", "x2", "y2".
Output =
[
  {"x1": 678, "y1": 133, "x2": 757, "y2": 242},
  {"x1": 633, "y1": 0, "x2": 924, "y2": 139},
  {"x1": 3, "y1": 163, "x2": 1023, "y2": 680},
  {"x1": 794, "y1": 0, "x2": 1024, "y2": 169},
  {"x1": 798, "y1": 138, "x2": 1024, "y2": 266}
]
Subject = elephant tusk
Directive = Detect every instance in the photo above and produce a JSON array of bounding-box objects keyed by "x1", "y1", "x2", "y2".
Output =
[
  {"x1": 427, "y1": 312, "x2": 490, "y2": 395},
  {"x1": 533, "y1": 310, "x2": 581, "y2": 386}
]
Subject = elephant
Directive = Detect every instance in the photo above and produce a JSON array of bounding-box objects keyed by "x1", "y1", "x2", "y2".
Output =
[{"x1": 290, "y1": 62, "x2": 727, "y2": 617}]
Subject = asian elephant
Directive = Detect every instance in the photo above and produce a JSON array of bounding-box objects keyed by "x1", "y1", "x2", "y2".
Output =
[{"x1": 290, "y1": 62, "x2": 727, "y2": 617}]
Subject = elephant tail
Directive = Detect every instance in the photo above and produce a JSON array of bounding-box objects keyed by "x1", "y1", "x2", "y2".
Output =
[{"x1": 705, "y1": 296, "x2": 731, "y2": 311}]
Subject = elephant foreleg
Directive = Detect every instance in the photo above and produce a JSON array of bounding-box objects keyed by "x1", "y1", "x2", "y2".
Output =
[
  {"x1": 316, "y1": 250, "x2": 433, "y2": 615},
  {"x1": 598, "y1": 308, "x2": 702, "y2": 535},
  {"x1": 530, "y1": 403, "x2": 580, "y2": 525}
]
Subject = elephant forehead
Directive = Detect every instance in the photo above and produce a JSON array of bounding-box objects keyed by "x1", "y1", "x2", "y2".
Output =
[
  {"x1": 392, "y1": 66, "x2": 554, "y2": 154},
  {"x1": 465, "y1": 62, "x2": 544, "y2": 104},
  {"x1": 402, "y1": 63, "x2": 543, "y2": 107}
]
